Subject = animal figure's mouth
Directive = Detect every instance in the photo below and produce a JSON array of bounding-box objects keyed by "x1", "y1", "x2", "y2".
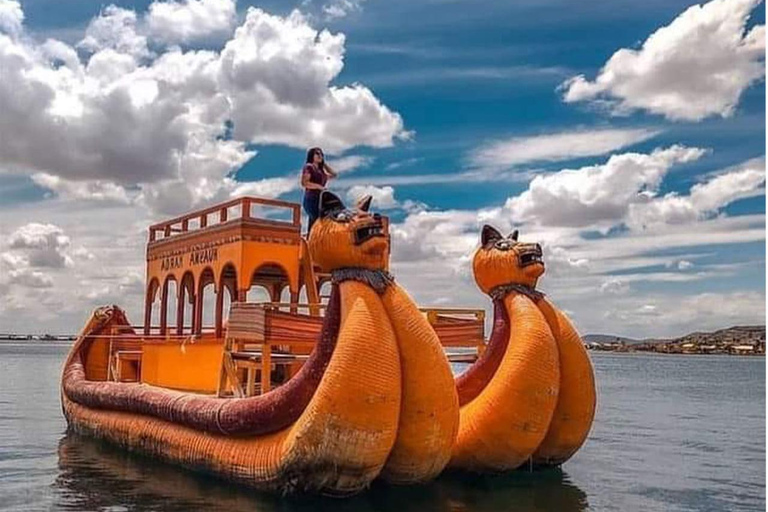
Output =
[
  {"x1": 518, "y1": 246, "x2": 543, "y2": 267},
  {"x1": 354, "y1": 221, "x2": 386, "y2": 245}
]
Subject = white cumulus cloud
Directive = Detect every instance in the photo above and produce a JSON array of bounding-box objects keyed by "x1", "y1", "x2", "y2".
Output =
[
  {"x1": 0, "y1": 0, "x2": 23, "y2": 37},
  {"x1": 7, "y1": 222, "x2": 72, "y2": 268},
  {"x1": 346, "y1": 184, "x2": 399, "y2": 209},
  {"x1": 31, "y1": 173, "x2": 132, "y2": 203},
  {"x1": 562, "y1": 0, "x2": 765, "y2": 121},
  {"x1": 626, "y1": 157, "x2": 765, "y2": 230},
  {"x1": 0, "y1": 3, "x2": 408, "y2": 216},
  {"x1": 222, "y1": 9, "x2": 409, "y2": 154},
  {"x1": 505, "y1": 145, "x2": 707, "y2": 228},
  {"x1": 78, "y1": 5, "x2": 151, "y2": 59},
  {"x1": 147, "y1": 0, "x2": 237, "y2": 45}
]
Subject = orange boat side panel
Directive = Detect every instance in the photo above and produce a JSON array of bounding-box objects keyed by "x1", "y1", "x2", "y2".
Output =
[
  {"x1": 83, "y1": 337, "x2": 110, "y2": 381},
  {"x1": 141, "y1": 341, "x2": 224, "y2": 394}
]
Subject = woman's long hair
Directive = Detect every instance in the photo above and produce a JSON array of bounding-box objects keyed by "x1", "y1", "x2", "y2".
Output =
[{"x1": 306, "y1": 147, "x2": 325, "y2": 173}]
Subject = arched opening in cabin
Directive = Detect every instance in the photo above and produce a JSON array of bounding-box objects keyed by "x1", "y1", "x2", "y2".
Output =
[
  {"x1": 161, "y1": 275, "x2": 178, "y2": 336},
  {"x1": 279, "y1": 285, "x2": 291, "y2": 304},
  {"x1": 144, "y1": 278, "x2": 160, "y2": 335},
  {"x1": 195, "y1": 267, "x2": 215, "y2": 335},
  {"x1": 217, "y1": 263, "x2": 238, "y2": 337},
  {"x1": 246, "y1": 285, "x2": 271, "y2": 303},
  {"x1": 177, "y1": 272, "x2": 195, "y2": 335},
  {"x1": 250, "y1": 263, "x2": 291, "y2": 305},
  {"x1": 319, "y1": 280, "x2": 332, "y2": 305}
]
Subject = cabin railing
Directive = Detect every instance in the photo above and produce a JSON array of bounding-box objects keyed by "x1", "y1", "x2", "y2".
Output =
[
  {"x1": 147, "y1": 196, "x2": 302, "y2": 243},
  {"x1": 96, "y1": 303, "x2": 486, "y2": 346}
]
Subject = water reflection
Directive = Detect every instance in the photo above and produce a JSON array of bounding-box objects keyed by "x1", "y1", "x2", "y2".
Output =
[{"x1": 54, "y1": 433, "x2": 588, "y2": 512}]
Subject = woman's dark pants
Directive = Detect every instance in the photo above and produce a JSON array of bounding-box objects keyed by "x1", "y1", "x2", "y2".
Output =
[{"x1": 303, "y1": 192, "x2": 320, "y2": 235}]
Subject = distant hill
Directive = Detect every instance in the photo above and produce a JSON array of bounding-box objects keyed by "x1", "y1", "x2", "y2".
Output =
[
  {"x1": 586, "y1": 326, "x2": 765, "y2": 345},
  {"x1": 583, "y1": 334, "x2": 642, "y2": 345},
  {"x1": 654, "y1": 325, "x2": 765, "y2": 346},
  {"x1": 585, "y1": 325, "x2": 766, "y2": 355}
]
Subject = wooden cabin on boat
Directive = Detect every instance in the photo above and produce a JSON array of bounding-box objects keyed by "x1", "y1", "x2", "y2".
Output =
[{"x1": 89, "y1": 196, "x2": 486, "y2": 399}]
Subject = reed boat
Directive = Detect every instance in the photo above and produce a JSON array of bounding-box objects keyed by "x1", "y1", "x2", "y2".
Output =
[{"x1": 60, "y1": 194, "x2": 484, "y2": 494}]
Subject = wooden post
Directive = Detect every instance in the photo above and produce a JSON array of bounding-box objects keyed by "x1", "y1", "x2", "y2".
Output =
[
  {"x1": 246, "y1": 366, "x2": 256, "y2": 397},
  {"x1": 181, "y1": 219, "x2": 189, "y2": 232},
  {"x1": 160, "y1": 281, "x2": 169, "y2": 336},
  {"x1": 290, "y1": 291, "x2": 299, "y2": 314},
  {"x1": 176, "y1": 284, "x2": 185, "y2": 335},
  {"x1": 261, "y1": 344, "x2": 272, "y2": 394},
  {"x1": 242, "y1": 198, "x2": 251, "y2": 219},
  {"x1": 143, "y1": 286, "x2": 152, "y2": 336},
  {"x1": 270, "y1": 283, "x2": 282, "y2": 304},
  {"x1": 200, "y1": 214, "x2": 207, "y2": 228},
  {"x1": 149, "y1": 229, "x2": 156, "y2": 242},
  {"x1": 476, "y1": 310, "x2": 486, "y2": 355},
  {"x1": 218, "y1": 352, "x2": 243, "y2": 398},
  {"x1": 193, "y1": 285, "x2": 203, "y2": 335},
  {"x1": 220, "y1": 207, "x2": 228, "y2": 223},
  {"x1": 215, "y1": 286, "x2": 224, "y2": 338},
  {"x1": 186, "y1": 287, "x2": 195, "y2": 335}
]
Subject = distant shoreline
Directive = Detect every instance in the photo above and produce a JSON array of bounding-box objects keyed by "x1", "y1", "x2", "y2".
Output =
[
  {"x1": 0, "y1": 336, "x2": 76, "y2": 342},
  {"x1": 588, "y1": 348, "x2": 765, "y2": 357},
  {"x1": 584, "y1": 325, "x2": 765, "y2": 356}
]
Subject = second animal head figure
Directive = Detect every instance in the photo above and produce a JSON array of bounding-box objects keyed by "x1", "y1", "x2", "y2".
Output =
[{"x1": 472, "y1": 225, "x2": 545, "y2": 293}]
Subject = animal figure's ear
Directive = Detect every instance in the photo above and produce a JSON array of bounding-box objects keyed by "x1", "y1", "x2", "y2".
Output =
[
  {"x1": 509, "y1": 229, "x2": 519, "y2": 241},
  {"x1": 319, "y1": 191, "x2": 345, "y2": 217},
  {"x1": 357, "y1": 195, "x2": 373, "y2": 212},
  {"x1": 481, "y1": 225, "x2": 503, "y2": 246}
]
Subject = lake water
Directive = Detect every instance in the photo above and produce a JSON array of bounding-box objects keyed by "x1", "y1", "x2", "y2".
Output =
[{"x1": 0, "y1": 342, "x2": 764, "y2": 511}]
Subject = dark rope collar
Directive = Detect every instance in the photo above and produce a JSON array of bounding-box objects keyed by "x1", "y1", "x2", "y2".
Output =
[
  {"x1": 331, "y1": 267, "x2": 395, "y2": 295},
  {"x1": 489, "y1": 282, "x2": 545, "y2": 302}
]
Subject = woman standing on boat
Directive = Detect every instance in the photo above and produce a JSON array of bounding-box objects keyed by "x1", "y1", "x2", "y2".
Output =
[{"x1": 301, "y1": 147, "x2": 337, "y2": 234}]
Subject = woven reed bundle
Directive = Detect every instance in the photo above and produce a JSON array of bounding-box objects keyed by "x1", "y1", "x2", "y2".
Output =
[
  {"x1": 531, "y1": 297, "x2": 597, "y2": 466},
  {"x1": 450, "y1": 293, "x2": 560, "y2": 471},
  {"x1": 378, "y1": 284, "x2": 459, "y2": 484}
]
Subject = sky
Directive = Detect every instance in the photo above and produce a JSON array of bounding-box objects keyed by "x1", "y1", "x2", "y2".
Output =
[{"x1": 0, "y1": 0, "x2": 765, "y2": 337}]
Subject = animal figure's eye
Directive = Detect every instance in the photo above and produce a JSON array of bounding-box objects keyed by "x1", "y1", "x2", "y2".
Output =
[
  {"x1": 494, "y1": 239, "x2": 516, "y2": 251},
  {"x1": 332, "y1": 209, "x2": 354, "y2": 223}
]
